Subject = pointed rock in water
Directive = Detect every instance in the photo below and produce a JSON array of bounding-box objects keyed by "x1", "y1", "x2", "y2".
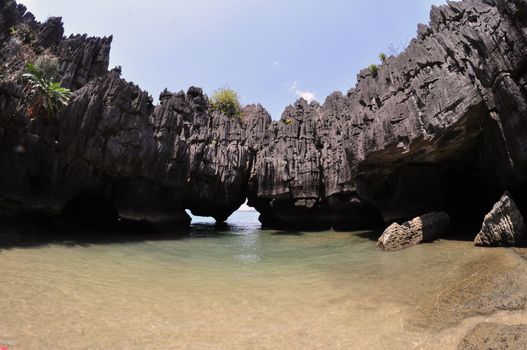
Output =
[
  {"x1": 474, "y1": 192, "x2": 526, "y2": 247},
  {"x1": 377, "y1": 211, "x2": 450, "y2": 251}
]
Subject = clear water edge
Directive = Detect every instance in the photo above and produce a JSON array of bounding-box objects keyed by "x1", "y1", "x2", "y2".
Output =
[{"x1": 0, "y1": 211, "x2": 526, "y2": 349}]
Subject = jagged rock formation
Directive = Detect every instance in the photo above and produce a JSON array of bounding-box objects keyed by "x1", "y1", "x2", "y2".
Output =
[
  {"x1": 474, "y1": 192, "x2": 526, "y2": 246},
  {"x1": 377, "y1": 211, "x2": 450, "y2": 251},
  {"x1": 0, "y1": 0, "x2": 271, "y2": 228},
  {"x1": 0, "y1": 0, "x2": 527, "y2": 232},
  {"x1": 249, "y1": 0, "x2": 527, "y2": 229},
  {"x1": 250, "y1": 1, "x2": 527, "y2": 230},
  {"x1": 247, "y1": 99, "x2": 384, "y2": 230}
]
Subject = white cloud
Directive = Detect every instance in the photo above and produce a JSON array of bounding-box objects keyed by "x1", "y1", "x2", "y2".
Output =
[
  {"x1": 289, "y1": 80, "x2": 316, "y2": 103},
  {"x1": 289, "y1": 80, "x2": 298, "y2": 91},
  {"x1": 296, "y1": 90, "x2": 315, "y2": 102}
]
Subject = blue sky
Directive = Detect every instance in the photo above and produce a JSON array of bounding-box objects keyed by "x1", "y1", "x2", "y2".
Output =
[{"x1": 20, "y1": 0, "x2": 446, "y2": 119}]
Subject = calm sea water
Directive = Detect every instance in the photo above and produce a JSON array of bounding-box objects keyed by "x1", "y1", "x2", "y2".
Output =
[{"x1": 0, "y1": 211, "x2": 526, "y2": 349}]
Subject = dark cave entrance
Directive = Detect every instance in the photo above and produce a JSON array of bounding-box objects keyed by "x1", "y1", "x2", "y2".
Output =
[
  {"x1": 61, "y1": 190, "x2": 119, "y2": 228},
  {"x1": 442, "y1": 155, "x2": 502, "y2": 232},
  {"x1": 247, "y1": 195, "x2": 385, "y2": 231},
  {"x1": 324, "y1": 194, "x2": 385, "y2": 231},
  {"x1": 356, "y1": 145, "x2": 504, "y2": 238}
]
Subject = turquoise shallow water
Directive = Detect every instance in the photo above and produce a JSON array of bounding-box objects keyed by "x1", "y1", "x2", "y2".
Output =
[{"x1": 0, "y1": 211, "x2": 526, "y2": 349}]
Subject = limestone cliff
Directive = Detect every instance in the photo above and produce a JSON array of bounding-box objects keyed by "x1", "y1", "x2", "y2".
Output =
[
  {"x1": 249, "y1": 0, "x2": 527, "y2": 229},
  {"x1": 1, "y1": 0, "x2": 526, "y2": 232}
]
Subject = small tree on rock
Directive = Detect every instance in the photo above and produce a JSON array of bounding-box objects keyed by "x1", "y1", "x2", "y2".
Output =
[
  {"x1": 22, "y1": 54, "x2": 71, "y2": 119},
  {"x1": 209, "y1": 87, "x2": 243, "y2": 119}
]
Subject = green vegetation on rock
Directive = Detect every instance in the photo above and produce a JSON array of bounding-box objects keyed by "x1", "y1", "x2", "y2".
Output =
[
  {"x1": 33, "y1": 53, "x2": 60, "y2": 81},
  {"x1": 210, "y1": 87, "x2": 243, "y2": 119},
  {"x1": 282, "y1": 118, "x2": 293, "y2": 125},
  {"x1": 22, "y1": 56, "x2": 72, "y2": 119}
]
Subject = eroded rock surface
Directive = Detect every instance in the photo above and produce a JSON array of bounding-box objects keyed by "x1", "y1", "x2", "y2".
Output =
[
  {"x1": 475, "y1": 192, "x2": 526, "y2": 246},
  {"x1": 249, "y1": 0, "x2": 527, "y2": 229},
  {"x1": 377, "y1": 211, "x2": 450, "y2": 251},
  {"x1": 458, "y1": 323, "x2": 527, "y2": 350}
]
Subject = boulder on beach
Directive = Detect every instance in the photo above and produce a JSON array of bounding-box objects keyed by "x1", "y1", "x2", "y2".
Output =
[
  {"x1": 377, "y1": 211, "x2": 450, "y2": 251},
  {"x1": 474, "y1": 192, "x2": 526, "y2": 247}
]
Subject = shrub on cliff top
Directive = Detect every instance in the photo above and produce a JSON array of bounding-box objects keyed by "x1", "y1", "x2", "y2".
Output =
[{"x1": 210, "y1": 87, "x2": 243, "y2": 119}]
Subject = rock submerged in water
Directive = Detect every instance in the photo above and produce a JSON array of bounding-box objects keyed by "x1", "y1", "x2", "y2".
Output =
[
  {"x1": 377, "y1": 212, "x2": 450, "y2": 251},
  {"x1": 458, "y1": 323, "x2": 527, "y2": 350},
  {"x1": 474, "y1": 192, "x2": 526, "y2": 247}
]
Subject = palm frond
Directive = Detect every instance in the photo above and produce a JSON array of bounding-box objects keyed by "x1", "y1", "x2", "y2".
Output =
[{"x1": 22, "y1": 61, "x2": 72, "y2": 119}]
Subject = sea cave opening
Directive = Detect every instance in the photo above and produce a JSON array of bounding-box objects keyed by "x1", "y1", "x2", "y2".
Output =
[{"x1": 61, "y1": 189, "x2": 120, "y2": 229}]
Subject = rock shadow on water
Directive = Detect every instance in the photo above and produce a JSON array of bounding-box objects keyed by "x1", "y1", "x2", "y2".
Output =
[
  {"x1": 188, "y1": 222, "x2": 250, "y2": 238},
  {"x1": 0, "y1": 215, "x2": 235, "y2": 251},
  {"x1": 351, "y1": 229, "x2": 383, "y2": 242},
  {"x1": 0, "y1": 208, "x2": 269, "y2": 250},
  {"x1": 441, "y1": 226, "x2": 527, "y2": 247}
]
